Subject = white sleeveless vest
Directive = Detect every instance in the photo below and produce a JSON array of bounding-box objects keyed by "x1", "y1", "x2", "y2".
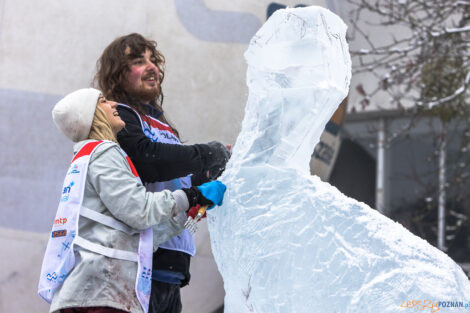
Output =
[
  {"x1": 118, "y1": 104, "x2": 195, "y2": 256},
  {"x1": 38, "y1": 140, "x2": 153, "y2": 313}
]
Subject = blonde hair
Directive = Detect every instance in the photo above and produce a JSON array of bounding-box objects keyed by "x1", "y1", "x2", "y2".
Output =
[{"x1": 87, "y1": 106, "x2": 118, "y2": 142}]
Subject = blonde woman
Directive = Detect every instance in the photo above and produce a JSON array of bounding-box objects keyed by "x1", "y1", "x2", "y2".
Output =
[{"x1": 38, "y1": 88, "x2": 225, "y2": 313}]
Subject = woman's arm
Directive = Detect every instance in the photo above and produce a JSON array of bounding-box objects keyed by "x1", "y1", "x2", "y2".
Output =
[{"x1": 87, "y1": 144, "x2": 186, "y2": 231}]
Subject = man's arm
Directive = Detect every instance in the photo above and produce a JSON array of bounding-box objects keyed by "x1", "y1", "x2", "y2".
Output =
[{"x1": 116, "y1": 106, "x2": 212, "y2": 183}]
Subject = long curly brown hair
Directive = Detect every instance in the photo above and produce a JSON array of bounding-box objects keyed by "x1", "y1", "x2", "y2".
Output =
[{"x1": 94, "y1": 33, "x2": 179, "y2": 137}]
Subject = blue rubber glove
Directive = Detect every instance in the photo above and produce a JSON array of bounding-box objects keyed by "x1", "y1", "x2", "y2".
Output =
[{"x1": 197, "y1": 181, "x2": 226, "y2": 210}]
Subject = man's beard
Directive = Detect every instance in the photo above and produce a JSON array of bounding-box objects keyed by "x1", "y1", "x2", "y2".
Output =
[{"x1": 127, "y1": 84, "x2": 160, "y2": 103}]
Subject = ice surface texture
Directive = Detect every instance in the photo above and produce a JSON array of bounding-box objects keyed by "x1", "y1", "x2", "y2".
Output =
[{"x1": 208, "y1": 6, "x2": 470, "y2": 313}]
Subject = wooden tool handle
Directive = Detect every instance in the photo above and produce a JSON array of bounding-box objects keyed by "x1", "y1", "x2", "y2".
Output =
[{"x1": 197, "y1": 205, "x2": 208, "y2": 216}]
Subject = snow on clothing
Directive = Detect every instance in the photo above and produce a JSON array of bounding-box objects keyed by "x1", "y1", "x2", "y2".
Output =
[
  {"x1": 47, "y1": 140, "x2": 187, "y2": 313},
  {"x1": 116, "y1": 104, "x2": 209, "y2": 286}
]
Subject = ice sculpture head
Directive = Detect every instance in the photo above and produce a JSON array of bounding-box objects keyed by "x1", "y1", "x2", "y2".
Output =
[{"x1": 236, "y1": 6, "x2": 351, "y2": 173}]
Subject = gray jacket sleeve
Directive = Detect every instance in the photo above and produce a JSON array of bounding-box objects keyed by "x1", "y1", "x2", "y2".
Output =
[
  {"x1": 87, "y1": 143, "x2": 186, "y2": 232},
  {"x1": 151, "y1": 190, "x2": 189, "y2": 250}
]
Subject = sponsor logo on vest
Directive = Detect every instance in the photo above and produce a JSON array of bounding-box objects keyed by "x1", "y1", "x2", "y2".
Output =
[
  {"x1": 159, "y1": 130, "x2": 178, "y2": 142},
  {"x1": 67, "y1": 164, "x2": 80, "y2": 175},
  {"x1": 58, "y1": 234, "x2": 74, "y2": 258},
  {"x1": 143, "y1": 124, "x2": 178, "y2": 143},
  {"x1": 144, "y1": 128, "x2": 158, "y2": 142},
  {"x1": 54, "y1": 218, "x2": 67, "y2": 226},
  {"x1": 46, "y1": 271, "x2": 67, "y2": 283},
  {"x1": 61, "y1": 181, "x2": 75, "y2": 202},
  {"x1": 137, "y1": 266, "x2": 152, "y2": 294},
  {"x1": 52, "y1": 230, "x2": 67, "y2": 238},
  {"x1": 141, "y1": 266, "x2": 152, "y2": 280},
  {"x1": 46, "y1": 272, "x2": 57, "y2": 281}
]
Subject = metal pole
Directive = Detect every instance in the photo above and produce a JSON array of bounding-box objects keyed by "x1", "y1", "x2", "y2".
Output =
[
  {"x1": 437, "y1": 123, "x2": 447, "y2": 251},
  {"x1": 376, "y1": 118, "x2": 386, "y2": 214}
]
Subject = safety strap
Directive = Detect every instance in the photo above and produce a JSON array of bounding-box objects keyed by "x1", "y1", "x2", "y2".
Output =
[
  {"x1": 76, "y1": 206, "x2": 140, "y2": 262},
  {"x1": 74, "y1": 236, "x2": 139, "y2": 263},
  {"x1": 80, "y1": 206, "x2": 138, "y2": 235}
]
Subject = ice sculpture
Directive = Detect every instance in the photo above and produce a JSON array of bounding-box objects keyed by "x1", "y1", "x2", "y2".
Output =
[{"x1": 207, "y1": 6, "x2": 470, "y2": 313}]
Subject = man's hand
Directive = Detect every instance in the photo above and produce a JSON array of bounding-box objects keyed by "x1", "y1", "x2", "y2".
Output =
[{"x1": 206, "y1": 142, "x2": 231, "y2": 180}]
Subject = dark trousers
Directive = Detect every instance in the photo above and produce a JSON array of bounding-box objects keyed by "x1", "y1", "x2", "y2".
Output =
[{"x1": 148, "y1": 280, "x2": 182, "y2": 313}]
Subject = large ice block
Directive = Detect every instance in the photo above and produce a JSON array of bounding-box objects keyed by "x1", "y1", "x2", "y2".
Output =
[{"x1": 208, "y1": 6, "x2": 470, "y2": 313}]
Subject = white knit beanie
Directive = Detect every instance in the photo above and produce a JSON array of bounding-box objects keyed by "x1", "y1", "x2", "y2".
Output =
[{"x1": 52, "y1": 88, "x2": 102, "y2": 142}]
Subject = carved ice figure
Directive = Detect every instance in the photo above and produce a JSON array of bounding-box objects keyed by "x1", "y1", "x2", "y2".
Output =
[{"x1": 208, "y1": 6, "x2": 470, "y2": 313}]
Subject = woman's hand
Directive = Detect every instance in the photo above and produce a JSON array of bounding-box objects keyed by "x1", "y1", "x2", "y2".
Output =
[{"x1": 181, "y1": 181, "x2": 227, "y2": 210}]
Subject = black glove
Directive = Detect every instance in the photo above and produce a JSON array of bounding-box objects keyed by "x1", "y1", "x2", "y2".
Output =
[
  {"x1": 195, "y1": 141, "x2": 231, "y2": 180},
  {"x1": 191, "y1": 171, "x2": 210, "y2": 186},
  {"x1": 181, "y1": 187, "x2": 214, "y2": 209}
]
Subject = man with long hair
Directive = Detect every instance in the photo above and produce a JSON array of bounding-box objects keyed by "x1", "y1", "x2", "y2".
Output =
[{"x1": 95, "y1": 33, "x2": 230, "y2": 313}]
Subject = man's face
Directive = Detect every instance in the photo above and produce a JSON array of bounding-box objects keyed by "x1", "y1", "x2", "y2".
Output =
[{"x1": 125, "y1": 47, "x2": 161, "y2": 104}]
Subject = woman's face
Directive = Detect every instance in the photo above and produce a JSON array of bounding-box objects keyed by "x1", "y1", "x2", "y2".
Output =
[{"x1": 97, "y1": 96, "x2": 125, "y2": 135}]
